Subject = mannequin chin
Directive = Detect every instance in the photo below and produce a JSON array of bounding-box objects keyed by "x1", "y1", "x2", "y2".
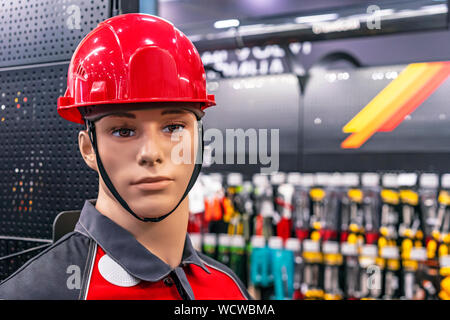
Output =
[
  {"x1": 78, "y1": 103, "x2": 200, "y2": 221},
  {"x1": 98, "y1": 165, "x2": 193, "y2": 221}
]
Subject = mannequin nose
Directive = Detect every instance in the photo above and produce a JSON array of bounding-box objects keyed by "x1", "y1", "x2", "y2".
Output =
[{"x1": 137, "y1": 138, "x2": 163, "y2": 166}]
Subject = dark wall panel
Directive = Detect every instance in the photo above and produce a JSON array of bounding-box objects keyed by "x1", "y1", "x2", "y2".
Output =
[
  {"x1": 302, "y1": 64, "x2": 450, "y2": 172},
  {"x1": 203, "y1": 74, "x2": 302, "y2": 175}
]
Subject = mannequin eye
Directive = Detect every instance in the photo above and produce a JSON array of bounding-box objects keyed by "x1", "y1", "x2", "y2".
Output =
[
  {"x1": 163, "y1": 124, "x2": 185, "y2": 133},
  {"x1": 112, "y1": 128, "x2": 136, "y2": 138}
]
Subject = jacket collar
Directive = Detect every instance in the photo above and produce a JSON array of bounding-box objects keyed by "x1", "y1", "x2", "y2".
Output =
[{"x1": 74, "y1": 199, "x2": 210, "y2": 282}]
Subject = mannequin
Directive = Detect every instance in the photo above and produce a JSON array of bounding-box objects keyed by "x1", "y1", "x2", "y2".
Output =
[{"x1": 0, "y1": 13, "x2": 251, "y2": 300}]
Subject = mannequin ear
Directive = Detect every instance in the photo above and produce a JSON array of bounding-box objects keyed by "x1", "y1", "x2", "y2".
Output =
[{"x1": 78, "y1": 130, "x2": 98, "y2": 172}]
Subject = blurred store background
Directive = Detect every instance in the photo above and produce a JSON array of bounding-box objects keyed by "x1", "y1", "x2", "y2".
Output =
[{"x1": 1, "y1": 0, "x2": 450, "y2": 300}]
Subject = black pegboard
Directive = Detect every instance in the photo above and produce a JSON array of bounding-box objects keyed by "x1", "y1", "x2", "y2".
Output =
[
  {"x1": 0, "y1": 63, "x2": 99, "y2": 239},
  {"x1": 0, "y1": 0, "x2": 110, "y2": 67}
]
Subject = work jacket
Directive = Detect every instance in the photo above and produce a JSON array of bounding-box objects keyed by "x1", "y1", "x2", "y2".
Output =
[{"x1": 0, "y1": 199, "x2": 252, "y2": 300}]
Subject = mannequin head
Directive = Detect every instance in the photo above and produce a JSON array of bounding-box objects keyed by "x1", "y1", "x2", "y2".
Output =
[{"x1": 78, "y1": 103, "x2": 202, "y2": 220}]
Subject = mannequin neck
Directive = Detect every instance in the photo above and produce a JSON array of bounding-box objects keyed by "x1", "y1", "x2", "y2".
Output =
[{"x1": 94, "y1": 187, "x2": 190, "y2": 269}]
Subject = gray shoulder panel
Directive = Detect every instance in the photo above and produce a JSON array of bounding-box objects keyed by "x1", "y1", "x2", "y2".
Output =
[
  {"x1": 198, "y1": 252, "x2": 253, "y2": 300},
  {"x1": 0, "y1": 232, "x2": 92, "y2": 300}
]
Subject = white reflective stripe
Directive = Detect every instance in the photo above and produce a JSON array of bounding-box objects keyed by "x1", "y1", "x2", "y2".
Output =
[
  {"x1": 200, "y1": 258, "x2": 248, "y2": 300},
  {"x1": 83, "y1": 243, "x2": 97, "y2": 300}
]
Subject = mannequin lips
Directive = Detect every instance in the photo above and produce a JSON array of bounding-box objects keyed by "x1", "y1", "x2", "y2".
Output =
[{"x1": 131, "y1": 176, "x2": 174, "y2": 191}]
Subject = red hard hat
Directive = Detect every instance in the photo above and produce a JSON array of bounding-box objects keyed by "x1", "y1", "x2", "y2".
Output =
[{"x1": 57, "y1": 13, "x2": 215, "y2": 125}]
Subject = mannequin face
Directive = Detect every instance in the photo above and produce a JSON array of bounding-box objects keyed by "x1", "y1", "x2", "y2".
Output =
[{"x1": 78, "y1": 103, "x2": 200, "y2": 220}]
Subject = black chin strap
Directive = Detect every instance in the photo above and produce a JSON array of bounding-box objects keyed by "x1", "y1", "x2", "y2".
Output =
[{"x1": 86, "y1": 118, "x2": 204, "y2": 223}]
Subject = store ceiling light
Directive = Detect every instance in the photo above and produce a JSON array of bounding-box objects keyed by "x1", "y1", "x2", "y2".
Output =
[
  {"x1": 295, "y1": 13, "x2": 339, "y2": 24},
  {"x1": 214, "y1": 19, "x2": 240, "y2": 29}
]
